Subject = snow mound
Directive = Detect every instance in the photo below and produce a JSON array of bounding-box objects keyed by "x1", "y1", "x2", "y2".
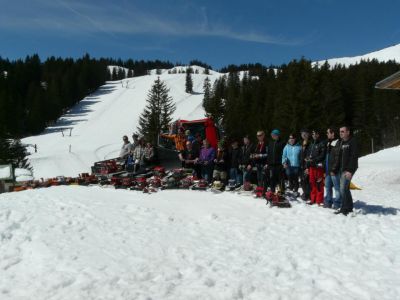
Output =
[{"x1": 314, "y1": 43, "x2": 400, "y2": 67}]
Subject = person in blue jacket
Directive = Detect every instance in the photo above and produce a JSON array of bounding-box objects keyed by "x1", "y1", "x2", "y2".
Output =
[{"x1": 282, "y1": 133, "x2": 302, "y2": 195}]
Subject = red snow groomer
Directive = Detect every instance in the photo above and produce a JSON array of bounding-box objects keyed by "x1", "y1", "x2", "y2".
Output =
[
  {"x1": 158, "y1": 118, "x2": 221, "y2": 167},
  {"x1": 178, "y1": 118, "x2": 219, "y2": 150}
]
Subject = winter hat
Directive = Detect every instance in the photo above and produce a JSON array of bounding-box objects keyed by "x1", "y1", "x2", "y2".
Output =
[{"x1": 271, "y1": 129, "x2": 280, "y2": 136}]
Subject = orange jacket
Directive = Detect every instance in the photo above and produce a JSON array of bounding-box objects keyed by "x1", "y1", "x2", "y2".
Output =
[{"x1": 161, "y1": 133, "x2": 186, "y2": 151}]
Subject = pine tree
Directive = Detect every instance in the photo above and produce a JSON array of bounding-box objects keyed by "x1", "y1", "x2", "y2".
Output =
[
  {"x1": 138, "y1": 77, "x2": 176, "y2": 148},
  {"x1": 185, "y1": 68, "x2": 193, "y2": 93},
  {"x1": 111, "y1": 68, "x2": 118, "y2": 80},
  {"x1": 206, "y1": 76, "x2": 226, "y2": 124},
  {"x1": 202, "y1": 77, "x2": 212, "y2": 112},
  {"x1": 0, "y1": 137, "x2": 31, "y2": 170}
]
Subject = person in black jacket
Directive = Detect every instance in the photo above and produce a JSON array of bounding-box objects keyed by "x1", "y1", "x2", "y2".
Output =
[
  {"x1": 306, "y1": 129, "x2": 326, "y2": 205},
  {"x1": 228, "y1": 140, "x2": 243, "y2": 186},
  {"x1": 251, "y1": 131, "x2": 268, "y2": 187},
  {"x1": 324, "y1": 127, "x2": 341, "y2": 209},
  {"x1": 266, "y1": 129, "x2": 285, "y2": 193},
  {"x1": 179, "y1": 141, "x2": 200, "y2": 177},
  {"x1": 239, "y1": 135, "x2": 254, "y2": 184},
  {"x1": 335, "y1": 126, "x2": 359, "y2": 215},
  {"x1": 300, "y1": 129, "x2": 312, "y2": 201},
  {"x1": 213, "y1": 142, "x2": 228, "y2": 185}
]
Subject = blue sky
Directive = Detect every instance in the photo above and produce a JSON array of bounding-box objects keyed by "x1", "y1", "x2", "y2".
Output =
[{"x1": 0, "y1": 0, "x2": 399, "y2": 68}]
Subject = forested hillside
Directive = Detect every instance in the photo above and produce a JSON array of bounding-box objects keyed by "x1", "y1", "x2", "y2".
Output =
[{"x1": 204, "y1": 59, "x2": 400, "y2": 155}]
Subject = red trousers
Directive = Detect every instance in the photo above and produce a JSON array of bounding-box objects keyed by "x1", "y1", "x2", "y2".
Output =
[{"x1": 309, "y1": 167, "x2": 324, "y2": 204}]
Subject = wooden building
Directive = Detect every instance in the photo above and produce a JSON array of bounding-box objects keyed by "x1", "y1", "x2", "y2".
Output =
[{"x1": 375, "y1": 70, "x2": 400, "y2": 90}]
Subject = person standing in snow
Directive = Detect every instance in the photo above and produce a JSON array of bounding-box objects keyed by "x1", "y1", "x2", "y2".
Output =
[
  {"x1": 300, "y1": 129, "x2": 312, "y2": 201},
  {"x1": 305, "y1": 129, "x2": 326, "y2": 205},
  {"x1": 251, "y1": 131, "x2": 268, "y2": 187},
  {"x1": 119, "y1": 135, "x2": 133, "y2": 159},
  {"x1": 324, "y1": 128, "x2": 341, "y2": 209},
  {"x1": 179, "y1": 141, "x2": 201, "y2": 177},
  {"x1": 192, "y1": 133, "x2": 203, "y2": 155},
  {"x1": 213, "y1": 141, "x2": 228, "y2": 185},
  {"x1": 228, "y1": 140, "x2": 243, "y2": 187},
  {"x1": 265, "y1": 129, "x2": 286, "y2": 193},
  {"x1": 282, "y1": 134, "x2": 302, "y2": 195},
  {"x1": 335, "y1": 126, "x2": 359, "y2": 216},
  {"x1": 160, "y1": 127, "x2": 186, "y2": 152},
  {"x1": 197, "y1": 139, "x2": 216, "y2": 183},
  {"x1": 131, "y1": 138, "x2": 145, "y2": 171},
  {"x1": 143, "y1": 142, "x2": 155, "y2": 166},
  {"x1": 131, "y1": 134, "x2": 140, "y2": 151},
  {"x1": 239, "y1": 135, "x2": 254, "y2": 184},
  {"x1": 184, "y1": 129, "x2": 195, "y2": 144}
]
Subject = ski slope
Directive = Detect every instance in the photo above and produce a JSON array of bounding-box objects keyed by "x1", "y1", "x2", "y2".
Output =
[
  {"x1": 22, "y1": 66, "x2": 221, "y2": 179},
  {"x1": 315, "y1": 43, "x2": 400, "y2": 67},
  {"x1": 0, "y1": 147, "x2": 399, "y2": 300}
]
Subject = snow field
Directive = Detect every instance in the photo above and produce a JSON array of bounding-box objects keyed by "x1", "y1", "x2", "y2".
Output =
[{"x1": 1, "y1": 181, "x2": 400, "y2": 300}]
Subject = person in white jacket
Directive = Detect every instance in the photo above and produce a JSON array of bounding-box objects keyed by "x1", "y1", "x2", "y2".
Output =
[{"x1": 119, "y1": 136, "x2": 133, "y2": 159}]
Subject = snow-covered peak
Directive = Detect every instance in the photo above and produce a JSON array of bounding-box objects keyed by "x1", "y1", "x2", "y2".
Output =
[
  {"x1": 314, "y1": 43, "x2": 400, "y2": 67},
  {"x1": 107, "y1": 65, "x2": 132, "y2": 77}
]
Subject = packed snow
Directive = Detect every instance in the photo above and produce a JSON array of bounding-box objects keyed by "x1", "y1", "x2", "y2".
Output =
[
  {"x1": 314, "y1": 43, "x2": 400, "y2": 67},
  {"x1": 22, "y1": 65, "x2": 222, "y2": 179},
  {"x1": 0, "y1": 146, "x2": 400, "y2": 300}
]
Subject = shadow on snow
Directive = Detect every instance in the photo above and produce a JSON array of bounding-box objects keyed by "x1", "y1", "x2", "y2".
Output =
[
  {"x1": 354, "y1": 200, "x2": 400, "y2": 215},
  {"x1": 40, "y1": 85, "x2": 118, "y2": 136}
]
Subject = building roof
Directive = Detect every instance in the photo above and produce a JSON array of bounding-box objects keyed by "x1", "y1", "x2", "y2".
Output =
[{"x1": 375, "y1": 70, "x2": 400, "y2": 90}]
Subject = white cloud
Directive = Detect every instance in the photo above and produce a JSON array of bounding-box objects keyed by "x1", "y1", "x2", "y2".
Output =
[{"x1": 0, "y1": 0, "x2": 306, "y2": 46}]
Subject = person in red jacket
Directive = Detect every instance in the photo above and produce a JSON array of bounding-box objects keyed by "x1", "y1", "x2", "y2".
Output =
[{"x1": 305, "y1": 129, "x2": 326, "y2": 205}]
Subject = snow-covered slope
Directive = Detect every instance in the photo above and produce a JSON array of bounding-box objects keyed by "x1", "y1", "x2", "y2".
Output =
[
  {"x1": 107, "y1": 65, "x2": 131, "y2": 77},
  {"x1": 315, "y1": 43, "x2": 400, "y2": 67},
  {"x1": 22, "y1": 66, "x2": 222, "y2": 179},
  {"x1": 0, "y1": 147, "x2": 399, "y2": 300}
]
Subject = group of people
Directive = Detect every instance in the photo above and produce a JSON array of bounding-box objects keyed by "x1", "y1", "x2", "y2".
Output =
[
  {"x1": 119, "y1": 125, "x2": 359, "y2": 216},
  {"x1": 119, "y1": 134, "x2": 155, "y2": 170}
]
